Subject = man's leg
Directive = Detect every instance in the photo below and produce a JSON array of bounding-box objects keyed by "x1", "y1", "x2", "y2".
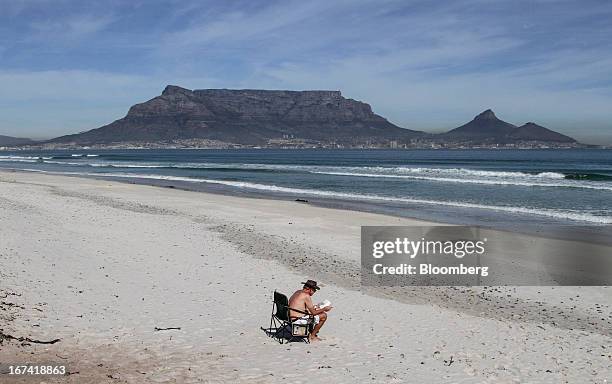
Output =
[{"x1": 309, "y1": 312, "x2": 327, "y2": 341}]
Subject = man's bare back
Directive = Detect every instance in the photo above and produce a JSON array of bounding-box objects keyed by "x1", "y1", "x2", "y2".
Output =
[{"x1": 288, "y1": 290, "x2": 311, "y2": 319}]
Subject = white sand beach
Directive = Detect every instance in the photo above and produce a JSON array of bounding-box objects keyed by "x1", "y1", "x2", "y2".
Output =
[{"x1": 0, "y1": 170, "x2": 610, "y2": 383}]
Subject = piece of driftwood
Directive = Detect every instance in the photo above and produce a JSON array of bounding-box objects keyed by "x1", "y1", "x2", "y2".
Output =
[
  {"x1": 0, "y1": 330, "x2": 61, "y2": 344},
  {"x1": 154, "y1": 327, "x2": 181, "y2": 331}
]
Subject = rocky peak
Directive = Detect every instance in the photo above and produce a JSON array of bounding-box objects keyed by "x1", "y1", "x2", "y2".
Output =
[
  {"x1": 162, "y1": 85, "x2": 193, "y2": 96},
  {"x1": 474, "y1": 109, "x2": 498, "y2": 120}
]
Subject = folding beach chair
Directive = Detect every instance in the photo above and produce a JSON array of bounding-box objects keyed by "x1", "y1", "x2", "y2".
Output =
[{"x1": 261, "y1": 291, "x2": 314, "y2": 344}]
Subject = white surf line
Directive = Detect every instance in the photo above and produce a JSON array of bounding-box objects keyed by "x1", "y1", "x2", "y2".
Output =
[{"x1": 15, "y1": 168, "x2": 612, "y2": 224}]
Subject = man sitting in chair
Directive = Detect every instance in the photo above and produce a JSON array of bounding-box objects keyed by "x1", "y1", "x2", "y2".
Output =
[{"x1": 288, "y1": 280, "x2": 332, "y2": 342}]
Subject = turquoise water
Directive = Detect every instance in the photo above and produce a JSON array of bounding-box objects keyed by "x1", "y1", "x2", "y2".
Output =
[{"x1": 1, "y1": 149, "x2": 611, "y2": 226}]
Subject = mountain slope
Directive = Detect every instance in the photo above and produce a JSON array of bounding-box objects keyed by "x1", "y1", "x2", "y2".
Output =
[
  {"x1": 51, "y1": 86, "x2": 422, "y2": 145},
  {"x1": 439, "y1": 110, "x2": 578, "y2": 144},
  {"x1": 442, "y1": 109, "x2": 517, "y2": 141},
  {"x1": 0, "y1": 135, "x2": 36, "y2": 146},
  {"x1": 509, "y1": 122, "x2": 576, "y2": 143}
]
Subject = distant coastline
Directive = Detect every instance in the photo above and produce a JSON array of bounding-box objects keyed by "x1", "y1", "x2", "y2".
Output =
[{"x1": 1, "y1": 139, "x2": 604, "y2": 151}]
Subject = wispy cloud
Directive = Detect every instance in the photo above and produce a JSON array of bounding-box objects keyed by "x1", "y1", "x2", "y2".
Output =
[{"x1": 29, "y1": 14, "x2": 115, "y2": 37}]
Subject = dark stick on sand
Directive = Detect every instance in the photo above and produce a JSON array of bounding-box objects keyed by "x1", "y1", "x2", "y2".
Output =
[
  {"x1": 154, "y1": 327, "x2": 181, "y2": 331},
  {"x1": 0, "y1": 330, "x2": 61, "y2": 345}
]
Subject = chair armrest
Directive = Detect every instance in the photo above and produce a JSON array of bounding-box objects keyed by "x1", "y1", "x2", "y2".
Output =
[{"x1": 287, "y1": 306, "x2": 312, "y2": 317}]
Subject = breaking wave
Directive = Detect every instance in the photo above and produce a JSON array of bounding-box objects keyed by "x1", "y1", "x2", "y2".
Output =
[
  {"x1": 18, "y1": 168, "x2": 612, "y2": 224},
  {"x1": 5, "y1": 156, "x2": 609, "y2": 191}
]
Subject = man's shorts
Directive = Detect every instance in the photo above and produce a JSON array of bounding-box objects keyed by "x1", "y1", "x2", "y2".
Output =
[{"x1": 293, "y1": 315, "x2": 320, "y2": 325}]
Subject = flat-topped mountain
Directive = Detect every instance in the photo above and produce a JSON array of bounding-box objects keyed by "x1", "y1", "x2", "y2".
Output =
[
  {"x1": 42, "y1": 86, "x2": 581, "y2": 148},
  {"x1": 439, "y1": 110, "x2": 577, "y2": 144},
  {"x1": 0, "y1": 135, "x2": 36, "y2": 146},
  {"x1": 51, "y1": 85, "x2": 422, "y2": 145}
]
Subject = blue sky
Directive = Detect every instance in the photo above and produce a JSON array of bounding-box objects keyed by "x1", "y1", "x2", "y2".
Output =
[{"x1": 1, "y1": 0, "x2": 611, "y2": 143}]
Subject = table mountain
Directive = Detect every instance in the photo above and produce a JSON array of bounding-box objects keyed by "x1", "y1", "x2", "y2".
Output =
[
  {"x1": 50, "y1": 85, "x2": 422, "y2": 145},
  {"x1": 45, "y1": 87, "x2": 580, "y2": 147}
]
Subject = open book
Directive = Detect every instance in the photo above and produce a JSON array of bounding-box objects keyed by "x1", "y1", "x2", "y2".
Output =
[{"x1": 316, "y1": 299, "x2": 332, "y2": 309}]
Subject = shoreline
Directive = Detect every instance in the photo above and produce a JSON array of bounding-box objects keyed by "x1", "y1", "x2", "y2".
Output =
[
  {"x1": 3, "y1": 166, "x2": 612, "y2": 246},
  {"x1": 1, "y1": 169, "x2": 611, "y2": 383}
]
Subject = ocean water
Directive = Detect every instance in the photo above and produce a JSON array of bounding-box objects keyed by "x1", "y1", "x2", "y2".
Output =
[{"x1": 1, "y1": 149, "x2": 611, "y2": 229}]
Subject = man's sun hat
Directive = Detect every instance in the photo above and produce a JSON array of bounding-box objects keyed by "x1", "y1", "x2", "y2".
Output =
[{"x1": 301, "y1": 279, "x2": 320, "y2": 290}]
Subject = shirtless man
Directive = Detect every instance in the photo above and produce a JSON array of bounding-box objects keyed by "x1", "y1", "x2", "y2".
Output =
[{"x1": 288, "y1": 280, "x2": 332, "y2": 342}]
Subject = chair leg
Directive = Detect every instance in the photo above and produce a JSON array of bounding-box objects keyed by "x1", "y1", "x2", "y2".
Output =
[
  {"x1": 268, "y1": 302, "x2": 275, "y2": 334},
  {"x1": 271, "y1": 317, "x2": 279, "y2": 338},
  {"x1": 277, "y1": 321, "x2": 286, "y2": 344},
  {"x1": 270, "y1": 318, "x2": 287, "y2": 344}
]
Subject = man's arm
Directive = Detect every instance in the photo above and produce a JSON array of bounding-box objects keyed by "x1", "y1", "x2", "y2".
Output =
[{"x1": 304, "y1": 295, "x2": 331, "y2": 316}]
